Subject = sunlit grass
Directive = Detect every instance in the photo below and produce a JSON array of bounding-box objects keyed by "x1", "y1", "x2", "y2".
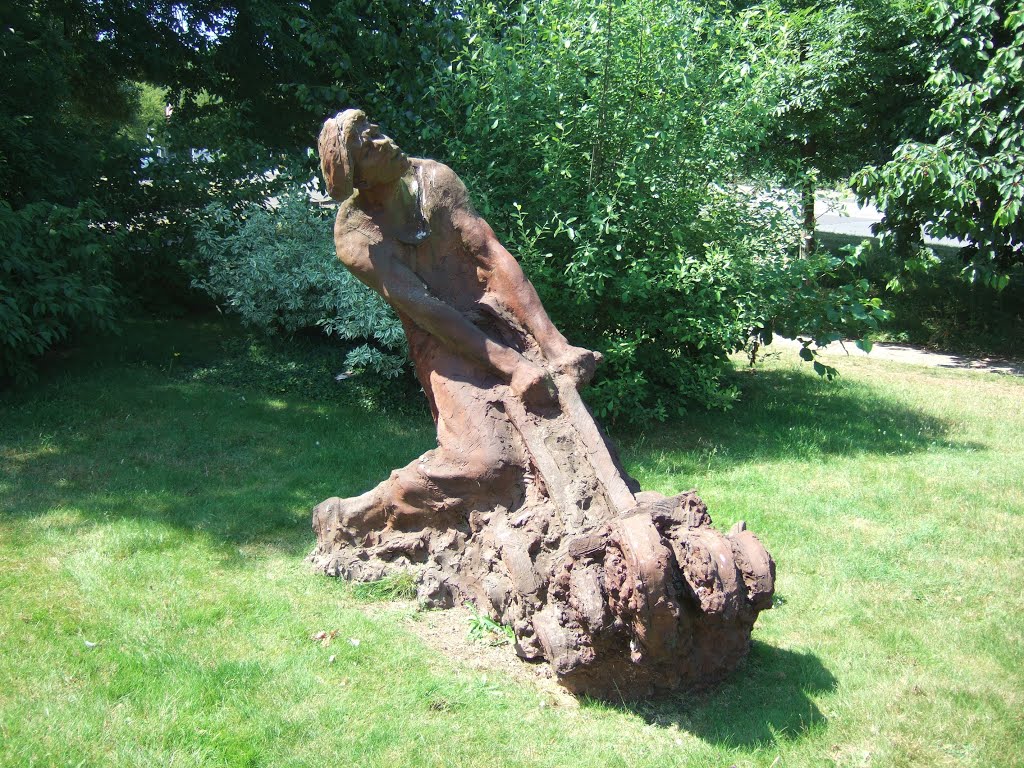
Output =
[{"x1": 1, "y1": 317, "x2": 1021, "y2": 767}]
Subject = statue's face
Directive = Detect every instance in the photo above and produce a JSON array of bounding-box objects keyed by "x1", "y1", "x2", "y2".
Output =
[{"x1": 348, "y1": 117, "x2": 409, "y2": 188}]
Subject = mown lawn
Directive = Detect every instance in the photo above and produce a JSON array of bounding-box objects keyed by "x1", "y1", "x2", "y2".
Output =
[{"x1": 1, "y1": 316, "x2": 1021, "y2": 768}]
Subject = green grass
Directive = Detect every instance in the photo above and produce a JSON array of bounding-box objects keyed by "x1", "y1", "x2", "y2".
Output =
[{"x1": 1, "y1": 316, "x2": 1022, "y2": 767}]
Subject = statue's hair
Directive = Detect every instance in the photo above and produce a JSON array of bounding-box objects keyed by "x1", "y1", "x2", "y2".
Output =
[{"x1": 318, "y1": 108, "x2": 366, "y2": 201}]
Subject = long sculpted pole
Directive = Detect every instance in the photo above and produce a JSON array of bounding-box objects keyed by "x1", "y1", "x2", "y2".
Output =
[{"x1": 310, "y1": 109, "x2": 775, "y2": 698}]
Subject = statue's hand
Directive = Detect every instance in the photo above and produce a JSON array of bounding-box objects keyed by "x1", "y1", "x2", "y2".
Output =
[
  {"x1": 553, "y1": 346, "x2": 603, "y2": 388},
  {"x1": 510, "y1": 360, "x2": 558, "y2": 406}
]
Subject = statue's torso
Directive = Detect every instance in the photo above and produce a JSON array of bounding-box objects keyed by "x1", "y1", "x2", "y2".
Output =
[
  {"x1": 337, "y1": 159, "x2": 490, "y2": 313},
  {"x1": 334, "y1": 159, "x2": 506, "y2": 418}
]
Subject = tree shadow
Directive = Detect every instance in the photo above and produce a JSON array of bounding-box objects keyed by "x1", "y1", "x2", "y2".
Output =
[
  {"x1": 1, "y1": 316, "x2": 978, "y2": 557},
  {"x1": 616, "y1": 366, "x2": 978, "y2": 475},
  {"x1": 589, "y1": 641, "x2": 837, "y2": 749},
  {"x1": 0, "y1": 314, "x2": 440, "y2": 554},
  {"x1": 0, "y1": 375, "x2": 435, "y2": 559}
]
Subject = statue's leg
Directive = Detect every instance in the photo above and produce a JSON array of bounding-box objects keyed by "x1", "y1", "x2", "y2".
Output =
[
  {"x1": 311, "y1": 487, "x2": 388, "y2": 549},
  {"x1": 382, "y1": 375, "x2": 523, "y2": 523},
  {"x1": 313, "y1": 368, "x2": 522, "y2": 549}
]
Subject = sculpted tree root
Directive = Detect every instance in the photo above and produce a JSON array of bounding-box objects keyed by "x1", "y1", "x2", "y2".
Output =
[
  {"x1": 310, "y1": 375, "x2": 774, "y2": 700},
  {"x1": 310, "y1": 108, "x2": 775, "y2": 700}
]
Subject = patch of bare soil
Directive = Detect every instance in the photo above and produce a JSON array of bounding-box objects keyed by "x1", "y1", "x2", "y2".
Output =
[{"x1": 378, "y1": 600, "x2": 580, "y2": 708}]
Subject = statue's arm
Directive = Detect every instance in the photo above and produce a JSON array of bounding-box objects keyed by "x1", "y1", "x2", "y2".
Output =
[
  {"x1": 457, "y1": 211, "x2": 572, "y2": 357},
  {"x1": 437, "y1": 164, "x2": 599, "y2": 384},
  {"x1": 336, "y1": 231, "x2": 553, "y2": 402}
]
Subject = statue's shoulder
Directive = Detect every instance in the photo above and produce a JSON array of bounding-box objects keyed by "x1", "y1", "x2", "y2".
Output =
[
  {"x1": 334, "y1": 198, "x2": 382, "y2": 247},
  {"x1": 415, "y1": 158, "x2": 473, "y2": 214},
  {"x1": 415, "y1": 157, "x2": 459, "y2": 184}
]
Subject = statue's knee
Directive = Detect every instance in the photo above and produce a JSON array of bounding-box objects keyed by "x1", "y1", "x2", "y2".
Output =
[
  {"x1": 311, "y1": 496, "x2": 341, "y2": 536},
  {"x1": 464, "y1": 451, "x2": 518, "y2": 488},
  {"x1": 387, "y1": 465, "x2": 430, "y2": 505}
]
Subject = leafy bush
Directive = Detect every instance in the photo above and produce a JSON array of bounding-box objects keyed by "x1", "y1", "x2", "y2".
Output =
[
  {"x1": 191, "y1": 192, "x2": 407, "y2": 377},
  {"x1": 430, "y1": 0, "x2": 885, "y2": 421},
  {"x1": 0, "y1": 201, "x2": 117, "y2": 383}
]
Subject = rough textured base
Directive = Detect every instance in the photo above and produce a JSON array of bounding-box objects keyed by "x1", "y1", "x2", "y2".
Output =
[{"x1": 311, "y1": 379, "x2": 774, "y2": 700}]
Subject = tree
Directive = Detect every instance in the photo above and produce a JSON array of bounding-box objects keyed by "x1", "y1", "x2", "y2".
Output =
[
  {"x1": 721, "y1": 0, "x2": 931, "y2": 256},
  {"x1": 0, "y1": 0, "x2": 152, "y2": 380},
  {"x1": 853, "y1": 0, "x2": 1024, "y2": 287},
  {"x1": 139, "y1": 0, "x2": 461, "y2": 172},
  {"x1": 0, "y1": 1, "x2": 153, "y2": 208}
]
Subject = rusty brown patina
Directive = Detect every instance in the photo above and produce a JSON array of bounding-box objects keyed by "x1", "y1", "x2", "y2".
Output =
[{"x1": 310, "y1": 109, "x2": 775, "y2": 699}]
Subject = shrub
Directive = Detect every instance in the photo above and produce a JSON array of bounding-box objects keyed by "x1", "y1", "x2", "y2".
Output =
[
  {"x1": 191, "y1": 192, "x2": 406, "y2": 377},
  {"x1": 0, "y1": 201, "x2": 117, "y2": 383},
  {"x1": 431, "y1": 0, "x2": 885, "y2": 421}
]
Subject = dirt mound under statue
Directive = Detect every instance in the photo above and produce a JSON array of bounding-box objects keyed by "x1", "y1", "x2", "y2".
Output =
[{"x1": 309, "y1": 109, "x2": 775, "y2": 699}]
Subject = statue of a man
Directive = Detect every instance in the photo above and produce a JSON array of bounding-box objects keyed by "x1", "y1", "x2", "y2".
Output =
[
  {"x1": 313, "y1": 109, "x2": 601, "y2": 541},
  {"x1": 311, "y1": 110, "x2": 775, "y2": 700}
]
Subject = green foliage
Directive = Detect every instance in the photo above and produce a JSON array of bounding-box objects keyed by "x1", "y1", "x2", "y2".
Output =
[
  {"x1": 118, "y1": 83, "x2": 171, "y2": 146},
  {"x1": 0, "y1": 1, "x2": 205, "y2": 374},
  {"x1": 853, "y1": 0, "x2": 1024, "y2": 286},
  {"x1": 191, "y1": 192, "x2": 407, "y2": 378},
  {"x1": 722, "y1": 0, "x2": 931, "y2": 183},
  {"x1": 0, "y1": 2, "x2": 145, "y2": 208},
  {"x1": 6, "y1": 0, "x2": 990, "y2": 405},
  {"x1": 115, "y1": 2, "x2": 465, "y2": 319},
  {"x1": 430, "y1": 0, "x2": 886, "y2": 421},
  {"x1": 843, "y1": 239, "x2": 1024, "y2": 354},
  {"x1": 0, "y1": 202, "x2": 117, "y2": 383},
  {"x1": 2, "y1": 0, "x2": 464, "y2": 355},
  {"x1": 138, "y1": 0, "x2": 462, "y2": 193},
  {"x1": 465, "y1": 603, "x2": 515, "y2": 645},
  {"x1": 352, "y1": 572, "x2": 418, "y2": 602},
  {"x1": 715, "y1": 0, "x2": 931, "y2": 256}
]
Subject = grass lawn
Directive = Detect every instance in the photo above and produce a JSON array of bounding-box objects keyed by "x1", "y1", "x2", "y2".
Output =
[{"x1": 1, "y1": 316, "x2": 1021, "y2": 767}]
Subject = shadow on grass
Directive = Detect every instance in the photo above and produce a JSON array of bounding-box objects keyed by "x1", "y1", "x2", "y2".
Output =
[
  {"x1": 2, "y1": 315, "x2": 974, "y2": 557},
  {"x1": 617, "y1": 366, "x2": 976, "y2": 475},
  {"x1": 0, "y1": 313, "x2": 438, "y2": 554},
  {"x1": 0, "y1": 378, "x2": 435, "y2": 559},
  {"x1": 595, "y1": 641, "x2": 837, "y2": 748}
]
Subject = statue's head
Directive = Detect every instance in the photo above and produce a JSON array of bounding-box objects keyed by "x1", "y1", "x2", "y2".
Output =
[{"x1": 318, "y1": 109, "x2": 409, "y2": 201}]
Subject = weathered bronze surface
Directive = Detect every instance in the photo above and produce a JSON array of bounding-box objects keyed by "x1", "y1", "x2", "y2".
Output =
[{"x1": 311, "y1": 109, "x2": 775, "y2": 698}]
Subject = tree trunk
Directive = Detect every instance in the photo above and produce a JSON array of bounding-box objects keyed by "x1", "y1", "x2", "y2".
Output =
[{"x1": 800, "y1": 135, "x2": 817, "y2": 259}]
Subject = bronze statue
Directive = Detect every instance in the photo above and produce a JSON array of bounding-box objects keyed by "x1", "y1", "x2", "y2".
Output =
[{"x1": 311, "y1": 109, "x2": 775, "y2": 699}]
